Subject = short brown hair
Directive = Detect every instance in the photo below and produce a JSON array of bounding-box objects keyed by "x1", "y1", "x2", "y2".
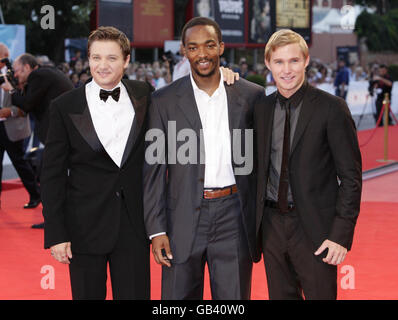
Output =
[
  {"x1": 16, "y1": 53, "x2": 39, "y2": 69},
  {"x1": 265, "y1": 29, "x2": 308, "y2": 62},
  {"x1": 88, "y1": 26, "x2": 131, "y2": 60},
  {"x1": 181, "y1": 17, "x2": 222, "y2": 46}
]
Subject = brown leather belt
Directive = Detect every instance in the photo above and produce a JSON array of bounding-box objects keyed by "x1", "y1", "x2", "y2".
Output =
[{"x1": 203, "y1": 185, "x2": 238, "y2": 199}]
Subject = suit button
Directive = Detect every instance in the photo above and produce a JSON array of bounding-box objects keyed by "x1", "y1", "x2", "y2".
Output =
[
  {"x1": 261, "y1": 196, "x2": 265, "y2": 203},
  {"x1": 199, "y1": 178, "x2": 204, "y2": 183},
  {"x1": 196, "y1": 207, "x2": 201, "y2": 211}
]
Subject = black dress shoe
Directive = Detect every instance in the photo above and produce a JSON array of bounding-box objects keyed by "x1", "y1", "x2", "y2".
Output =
[
  {"x1": 31, "y1": 222, "x2": 44, "y2": 229},
  {"x1": 24, "y1": 199, "x2": 41, "y2": 209}
]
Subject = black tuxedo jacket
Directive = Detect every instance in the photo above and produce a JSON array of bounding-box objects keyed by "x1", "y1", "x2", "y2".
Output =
[
  {"x1": 41, "y1": 79, "x2": 153, "y2": 254},
  {"x1": 144, "y1": 76, "x2": 265, "y2": 264},
  {"x1": 254, "y1": 84, "x2": 362, "y2": 251},
  {"x1": 11, "y1": 66, "x2": 74, "y2": 143}
]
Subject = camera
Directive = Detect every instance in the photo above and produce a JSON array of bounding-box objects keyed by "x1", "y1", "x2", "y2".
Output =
[{"x1": 0, "y1": 58, "x2": 18, "y2": 87}]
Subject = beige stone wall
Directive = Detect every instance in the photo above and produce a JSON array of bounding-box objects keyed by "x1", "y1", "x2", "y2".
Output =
[{"x1": 309, "y1": 33, "x2": 358, "y2": 64}]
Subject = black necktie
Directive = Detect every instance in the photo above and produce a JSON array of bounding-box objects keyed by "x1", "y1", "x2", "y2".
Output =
[
  {"x1": 278, "y1": 99, "x2": 291, "y2": 213},
  {"x1": 99, "y1": 87, "x2": 120, "y2": 102}
]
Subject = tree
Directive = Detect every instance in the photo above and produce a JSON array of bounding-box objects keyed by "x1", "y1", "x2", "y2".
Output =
[
  {"x1": 355, "y1": 8, "x2": 398, "y2": 51},
  {"x1": 1, "y1": 0, "x2": 93, "y2": 63},
  {"x1": 354, "y1": 0, "x2": 398, "y2": 14}
]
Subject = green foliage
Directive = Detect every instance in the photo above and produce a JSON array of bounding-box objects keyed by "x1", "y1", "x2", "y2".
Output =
[
  {"x1": 354, "y1": 0, "x2": 398, "y2": 14},
  {"x1": 1, "y1": 0, "x2": 93, "y2": 63},
  {"x1": 246, "y1": 74, "x2": 265, "y2": 87},
  {"x1": 355, "y1": 9, "x2": 398, "y2": 51},
  {"x1": 388, "y1": 65, "x2": 398, "y2": 81}
]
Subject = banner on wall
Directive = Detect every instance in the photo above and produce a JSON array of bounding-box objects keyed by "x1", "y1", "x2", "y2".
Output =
[
  {"x1": 273, "y1": 0, "x2": 312, "y2": 43},
  {"x1": 193, "y1": 0, "x2": 246, "y2": 44},
  {"x1": 248, "y1": 0, "x2": 272, "y2": 44},
  {"x1": 97, "y1": 0, "x2": 174, "y2": 47}
]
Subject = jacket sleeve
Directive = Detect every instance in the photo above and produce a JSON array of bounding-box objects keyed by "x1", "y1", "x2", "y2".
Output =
[
  {"x1": 142, "y1": 95, "x2": 168, "y2": 238},
  {"x1": 326, "y1": 97, "x2": 362, "y2": 250},
  {"x1": 41, "y1": 100, "x2": 71, "y2": 249},
  {"x1": 11, "y1": 71, "x2": 50, "y2": 113}
]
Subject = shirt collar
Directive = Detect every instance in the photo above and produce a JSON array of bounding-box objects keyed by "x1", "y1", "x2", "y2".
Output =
[
  {"x1": 89, "y1": 79, "x2": 123, "y2": 102},
  {"x1": 90, "y1": 79, "x2": 122, "y2": 93},
  {"x1": 190, "y1": 68, "x2": 224, "y2": 98},
  {"x1": 277, "y1": 79, "x2": 308, "y2": 109}
]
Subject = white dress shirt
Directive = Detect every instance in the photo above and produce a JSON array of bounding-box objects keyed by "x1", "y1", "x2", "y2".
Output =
[
  {"x1": 149, "y1": 71, "x2": 236, "y2": 240},
  {"x1": 85, "y1": 80, "x2": 135, "y2": 167},
  {"x1": 190, "y1": 70, "x2": 236, "y2": 189}
]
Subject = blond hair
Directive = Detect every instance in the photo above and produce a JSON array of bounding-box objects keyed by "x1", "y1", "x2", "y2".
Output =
[{"x1": 264, "y1": 29, "x2": 308, "y2": 62}]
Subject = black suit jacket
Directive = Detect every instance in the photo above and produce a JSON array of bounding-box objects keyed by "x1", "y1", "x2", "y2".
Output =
[
  {"x1": 144, "y1": 76, "x2": 265, "y2": 264},
  {"x1": 41, "y1": 79, "x2": 153, "y2": 254},
  {"x1": 254, "y1": 84, "x2": 362, "y2": 252},
  {"x1": 11, "y1": 66, "x2": 74, "y2": 143}
]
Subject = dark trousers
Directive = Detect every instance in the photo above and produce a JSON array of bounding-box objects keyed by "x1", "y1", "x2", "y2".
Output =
[
  {"x1": 68, "y1": 201, "x2": 150, "y2": 300},
  {"x1": 161, "y1": 193, "x2": 252, "y2": 300},
  {"x1": 0, "y1": 123, "x2": 40, "y2": 199},
  {"x1": 261, "y1": 207, "x2": 337, "y2": 300},
  {"x1": 335, "y1": 88, "x2": 347, "y2": 101}
]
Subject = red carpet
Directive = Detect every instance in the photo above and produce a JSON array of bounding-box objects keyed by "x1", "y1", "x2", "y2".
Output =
[
  {"x1": 358, "y1": 125, "x2": 398, "y2": 171},
  {"x1": 1, "y1": 170, "x2": 398, "y2": 299}
]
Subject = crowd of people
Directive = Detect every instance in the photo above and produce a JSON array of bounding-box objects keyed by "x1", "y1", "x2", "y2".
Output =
[{"x1": 32, "y1": 48, "x2": 392, "y2": 100}]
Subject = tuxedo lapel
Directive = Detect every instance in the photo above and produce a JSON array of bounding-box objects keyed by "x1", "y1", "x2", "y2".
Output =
[
  {"x1": 290, "y1": 86, "x2": 317, "y2": 155},
  {"x1": 68, "y1": 86, "x2": 105, "y2": 154},
  {"x1": 120, "y1": 79, "x2": 148, "y2": 166}
]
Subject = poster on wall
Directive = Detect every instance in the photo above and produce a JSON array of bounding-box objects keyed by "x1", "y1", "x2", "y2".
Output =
[
  {"x1": 274, "y1": 0, "x2": 312, "y2": 43},
  {"x1": 249, "y1": 0, "x2": 273, "y2": 43},
  {"x1": 193, "y1": 0, "x2": 246, "y2": 44},
  {"x1": 132, "y1": 0, "x2": 174, "y2": 46},
  {"x1": 98, "y1": 0, "x2": 134, "y2": 40}
]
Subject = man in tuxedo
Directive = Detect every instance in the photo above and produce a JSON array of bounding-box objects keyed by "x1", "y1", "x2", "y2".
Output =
[
  {"x1": 41, "y1": 26, "x2": 152, "y2": 300},
  {"x1": 144, "y1": 17, "x2": 264, "y2": 300},
  {"x1": 0, "y1": 43, "x2": 40, "y2": 209},
  {"x1": 254, "y1": 29, "x2": 362, "y2": 299},
  {"x1": 2, "y1": 53, "x2": 74, "y2": 227}
]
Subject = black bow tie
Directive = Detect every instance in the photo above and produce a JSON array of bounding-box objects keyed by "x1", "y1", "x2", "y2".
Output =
[{"x1": 99, "y1": 87, "x2": 120, "y2": 102}]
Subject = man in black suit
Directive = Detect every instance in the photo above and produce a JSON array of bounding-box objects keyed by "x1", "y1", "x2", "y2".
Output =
[
  {"x1": 0, "y1": 43, "x2": 40, "y2": 209},
  {"x1": 144, "y1": 17, "x2": 264, "y2": 300},
  {"x1": 254, "y1": 29, "x2": 362, "y2": 299},
  {"x1": 2, "y1": 53, "x2": 74, "y2": 227},
  {"x1": 4, "y1": 53, "x2": 74, "y2": 145},
  {"x1": 41, "y1": 26, "x2": 152, "y2": 300}
]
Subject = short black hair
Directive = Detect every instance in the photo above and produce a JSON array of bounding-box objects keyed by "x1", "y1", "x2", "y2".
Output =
[
  {"x1": 181, "y1": 17, "x2": 222, "y2": 46},
  {"x1": 380, "y1": 64, "x2": 388, "y2": 69}
]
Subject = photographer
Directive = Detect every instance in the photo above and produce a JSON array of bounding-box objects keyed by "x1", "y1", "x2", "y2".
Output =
[
  {"x1": 373, "y1": 64, "x2": 393, "y2": 126},
  {"x1": 0, "y1": 44, "x2": 40, "y2": 210},
  {"x1": 2, "y1": 53, "x2": 74, "y2": 228}
]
